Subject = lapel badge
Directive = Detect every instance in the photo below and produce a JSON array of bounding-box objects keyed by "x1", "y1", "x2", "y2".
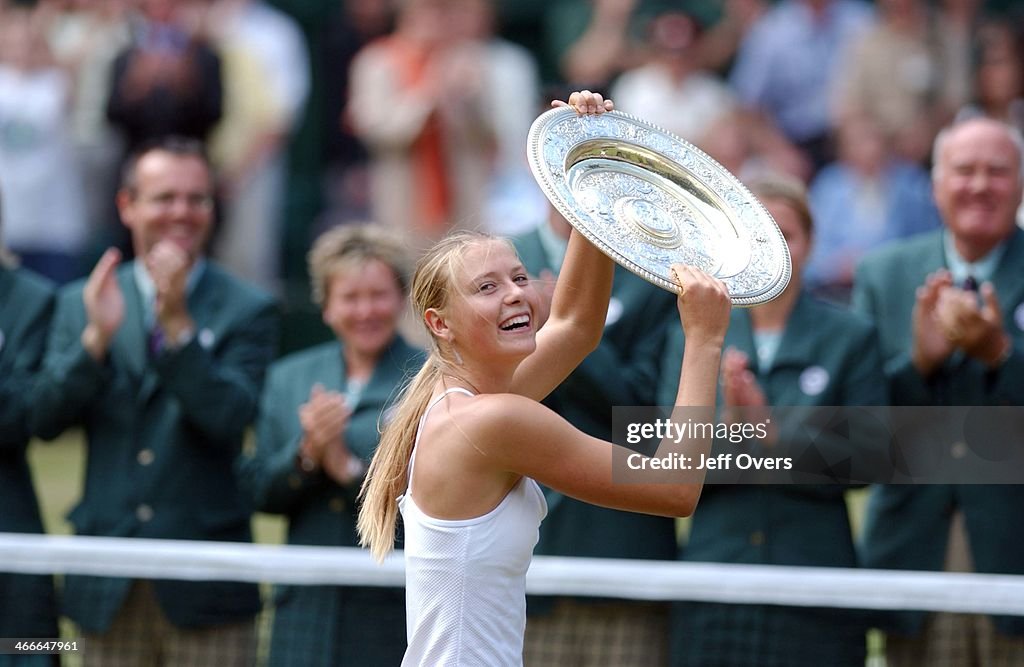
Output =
[
  {"x1": 199, "y1": 328, "x2": 215, "y2": 349},
  {"x1": 799, "y1": 365, "x2": 829, "y2": 396}
]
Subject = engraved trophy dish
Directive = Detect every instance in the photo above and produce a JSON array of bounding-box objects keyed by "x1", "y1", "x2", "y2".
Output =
[{"x1": 527, "y1": 107, "x2": 791, "y2": 306}]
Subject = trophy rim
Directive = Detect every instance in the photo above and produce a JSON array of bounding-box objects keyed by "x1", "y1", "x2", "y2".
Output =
[{"x1": 527, "y1": 107, "x2": 792, "y2": 307}]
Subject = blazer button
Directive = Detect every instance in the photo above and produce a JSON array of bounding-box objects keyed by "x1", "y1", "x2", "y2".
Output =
[
  {"x1": 950, "y1": 442, "x2": 968, "y2": 459},
  {"x1": 329, "y1": 498, "x2": 347, "y2": 513},
  {"x1": 136, "y1": 504, "x2": 154, "y2": 523},
  {"x1": 749, "y1": 530, "x2": 765, "y2": 546},
  {"x1": 137, "y1": 449, "x2": 155, "y2": 466}
]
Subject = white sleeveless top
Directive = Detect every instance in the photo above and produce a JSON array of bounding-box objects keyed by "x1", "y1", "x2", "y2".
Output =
[{"x1": 398, "y1": 388, "x2": 547, "y2": 666}]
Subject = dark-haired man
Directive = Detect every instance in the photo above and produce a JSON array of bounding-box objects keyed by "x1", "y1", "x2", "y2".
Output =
[{"x1": 32, "y1": 137, "x2": 277, "y2": 666}]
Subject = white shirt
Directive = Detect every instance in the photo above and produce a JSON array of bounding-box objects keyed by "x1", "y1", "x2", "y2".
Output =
[
  {"x1": 399, "y1": 388, "x2": 547, "y2": 666},
  {"x1": 0, "y1": 66, "x2": 87, "y2": 252}
]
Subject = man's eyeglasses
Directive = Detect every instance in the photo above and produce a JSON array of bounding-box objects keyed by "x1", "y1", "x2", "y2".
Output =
[{"x1": 142, "y1": 192, "x2": 214, "y2": 210}]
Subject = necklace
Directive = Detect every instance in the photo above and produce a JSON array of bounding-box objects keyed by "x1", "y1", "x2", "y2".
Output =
[{"x1": 442, "y1": 374, "x2": 481, "y2": 395}]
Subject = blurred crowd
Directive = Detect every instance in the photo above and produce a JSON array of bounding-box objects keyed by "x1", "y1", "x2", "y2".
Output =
[
  {"x1": 3, "y1": 0, "x2": 1024, "y2": 666},
  {"x1": 0, "y1": 0, "x2": 1021, "y2": 302}
]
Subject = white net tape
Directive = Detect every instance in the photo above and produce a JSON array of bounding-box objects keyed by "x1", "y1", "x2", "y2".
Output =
[{"x1": 3, "y1": 533, "x2": 1024, "y2": 615}]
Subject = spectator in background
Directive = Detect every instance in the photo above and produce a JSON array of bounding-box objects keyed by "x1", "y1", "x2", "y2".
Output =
[
  {"x1": 956, "y1": 21, "x2": 1024, "y2": 228},
  {"x1": 347, "y1": 0, "x2": 496, "y2": 254},
  {"x1": 833, "y1": 0, "x2": 970, "y2": 165},
  {"x1": 957, "y1": 21, "x2": 1024, "y2": 132},
  {"x1": 939, "y1": 0, "x2": 982, "y2": 67},
  {"x1": 30, "y1": 137, "x2": 277, "y2": 667},
  {"x1": 516, "y1": 205, "x2": 678, "y2": 667},
  {"x1": 205, "y1": 0, "x2": 311, "y2": 295},
  {"x1": 239, "y1": 224, "x2": 423, "y2": 667},
  {"x1": 659, "y1": 173, "x2": 887, "y2": 667},
  {"x1": 853, "y1": 117, "x2": 1024, "y2": 666},
  {"x1": 321, "y1": 0, "x2": 395, "y2": 228},
  {"x1": 547, "y1": 0, "x2": 652, "y2": 89},
  {"x1": 492, "y1": 0, "x2": 549, "y2": 81},
  {"x1": 0, "y1": 194, "x2": 58, "y2": 667},
  {"x1": 807, "y1": 116, "x2": 941, "y2": 302},
  {"x1": 106, "y1": 0, "x2": 222, "y2": 154},
  {"x1": 101, "y1": 0, "x2": 223, "y2": 262},
  {"x1": 0, "y1": 2, "x2": 89, "y2": 285},
  {"x1": 451, "y1": 0, "x2": 544, "y2": 237},
  {"x1": 696, "y1": 0, "x2": 766, "y2": 76},
  {"x1": 46, "y1": 0, "x2": 132, "y2": 253},
  {"x1": 699, "y1": 108, "x2": 812, "y2": 184},
  {"x1": 611, "y1": 10, "x2": 736, "y2": 151},
  {"x1": 730, "y1": 0, "x2": 873, "y2": 171}
]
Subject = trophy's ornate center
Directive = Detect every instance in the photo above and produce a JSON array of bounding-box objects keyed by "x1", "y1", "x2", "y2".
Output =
[{"x1": 616, "y1": 197, "x2": 679, "y2": 245}]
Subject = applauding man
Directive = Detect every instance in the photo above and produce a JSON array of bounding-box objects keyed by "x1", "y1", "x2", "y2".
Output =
[{"x1": 32, "y1": 137, "x2": 277, "y2": 667}]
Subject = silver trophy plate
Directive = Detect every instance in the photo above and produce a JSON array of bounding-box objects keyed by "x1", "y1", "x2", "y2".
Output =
[{"x1": 527, "y1": 107, "x2": 791, "y2": 306}]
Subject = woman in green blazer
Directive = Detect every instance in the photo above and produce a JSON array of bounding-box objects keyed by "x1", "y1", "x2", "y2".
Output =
[
  {"x1": 239, "y1": 225, "x2": 424, "y2": 666},
  {"x1": 658, "y1": 175, "x2": 888, "y2": 667}
]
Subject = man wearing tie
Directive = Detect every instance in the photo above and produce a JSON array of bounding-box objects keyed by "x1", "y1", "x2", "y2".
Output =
[
  {"x1": 32, "y1": 137, "x2": 277, "y2": 666},
  {"x1": 853, "y1": 117, "x2": 1024, "y2": 665}
]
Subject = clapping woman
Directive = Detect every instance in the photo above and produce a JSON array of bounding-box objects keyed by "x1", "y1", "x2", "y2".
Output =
[
  {"x1": 239, "y1": 224, "x2": 424, "y2": 666},
  {"x1": 658, "y1": 173, "x2": 888, "y2": 667}
]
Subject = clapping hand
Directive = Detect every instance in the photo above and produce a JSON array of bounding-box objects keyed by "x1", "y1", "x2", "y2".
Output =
[
  {"x1": 299, "y1": 384, "x2": 363, "y2": 484},
  {"x1": 911, "y1": 270, "x2": 957, "y2": 376},
  {"x1": 721, "y1": 348, "x2": 766, "y2": 409},
  {"x1": 935, "y1": 280, "x2": 1012, "y2": 368},
  {"x1": 721, "y1": 347, "x2": 775, "y2": 445},
  {"x1": 82, "y1": 248, "x2": 125, "y2": 361},
  {"x1": 146, "y1": 240, "x2": 194, "y2": 341}
]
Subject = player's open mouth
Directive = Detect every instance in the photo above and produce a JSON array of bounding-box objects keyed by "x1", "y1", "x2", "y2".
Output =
[{"x1": 499, "y1": 314, "x2": 531, "y2": 332}]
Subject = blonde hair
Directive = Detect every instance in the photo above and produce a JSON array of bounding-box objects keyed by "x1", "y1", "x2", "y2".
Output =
[
  {"x1": 307, "y1": 223, "x2": 412, "y2": 307},
  {"x1": 357, "y1": 230, "x2": 513, "y2": 561}
]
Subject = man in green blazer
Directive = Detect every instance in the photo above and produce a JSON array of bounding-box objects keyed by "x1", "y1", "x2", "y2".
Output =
[
  {"x1": 0, "y1": 220, "x2": 58, "y2": 667},
  {"x1": 515, "y1": 207, "x2": 678, "y2": 666},
  {"x1": 852, "y1": 117, "x2": 1024, "y2": 664},
  {"x1": 31, "y1": 137, "x2": 278, "y2": 666}
]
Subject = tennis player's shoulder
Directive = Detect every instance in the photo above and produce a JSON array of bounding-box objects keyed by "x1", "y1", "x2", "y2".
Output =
[{"x1": 458, "y1": 393, "x2": 559, "y2": 439}]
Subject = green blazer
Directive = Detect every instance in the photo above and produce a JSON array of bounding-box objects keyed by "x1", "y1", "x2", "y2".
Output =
[
  {"x1": 31, "y1": 261, "x2": 278, "y2": 632},
  {"x1": 852, "y1": 228, "x2": 1024, "y2": 637},
  {"x1": 658, "y1": 293, "x2": 887, "y2": 666},
  {"x1": 514, "y1": 229, "x2": 679, "y2": 570},
  {"x1": 239, "y1": 336, "x2": 423, "y2": 666},
  {"x1": 0, "y1": 266, "x2": 58, "y2": 639}
]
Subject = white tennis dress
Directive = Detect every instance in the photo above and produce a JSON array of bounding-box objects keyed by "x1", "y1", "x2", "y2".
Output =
[{"x1": 399, "y1": 388, "x2": 548, "y2": 666}]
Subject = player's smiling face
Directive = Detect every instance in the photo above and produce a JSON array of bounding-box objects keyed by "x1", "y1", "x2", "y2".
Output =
[{"x1": 442, "y1": 240, "x2": 539, "y2": 364}]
